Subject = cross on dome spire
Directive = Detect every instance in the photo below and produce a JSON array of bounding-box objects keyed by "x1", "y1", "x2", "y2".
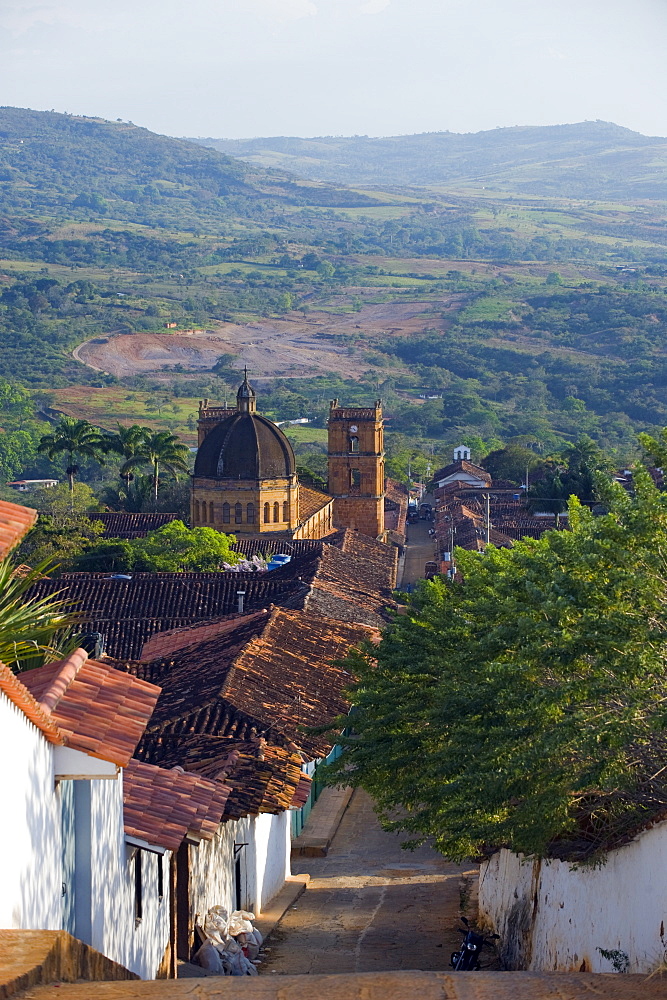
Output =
[{"x1": 236, "y1": 367, "x2": 257, "y2": 412}]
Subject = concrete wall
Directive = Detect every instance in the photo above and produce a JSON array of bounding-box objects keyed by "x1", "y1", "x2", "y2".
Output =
[
  {"x1": 0, "y1": 691, "x2": 63, "y2": 930},
  {"x1": 479, "y1": 829, "x2": 667, "y2": 973},
  {"x1": 189, "y1": 812, "x2": 291, "y2": 926}
]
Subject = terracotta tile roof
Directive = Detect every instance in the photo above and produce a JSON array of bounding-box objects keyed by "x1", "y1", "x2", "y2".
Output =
[
  {"x1": 0, "y1": 661, "x2": 65, "y2": 744},
  {"x1": 123, "y1": 758, "x2": 230, "y2": 851},
  {"x1": 136, "y1": 608, "x2": 374, "y2": 759},
  {"x1": 305, "y1": 544, "x2": 394, "y2": 629},
  {"x1": 432, "y1": 459, "x2": 491, "y2": 484},
  {"x1": 88, "y1": 512, "x2": 179, "y2": 539},
  {"x1": 298, "y1": 485, "x2": 333, "y2": 522},
  {"x1": 333, "y1": 528, "x2": 398, "y2": 590},
  {"x1": 28, "y1": 530, "x2": 396, "y2": 658},
  {"x1": 28, "y1": 572, "x2": 307, "y2": 659},
  {"x1": 0, "y1": 500, "x2": 37, "y2": 559},
  {"x1": 291, "y1": 770, "x2": 313, "y2": 808},
  {"x1": 136, "y1": 736, "x2": 306, "y2": 818},
  {"x1": 384, "y1": 479, "x2": 408, "y2": 542},
  {"x1": 435, "y1": 494, "x2": 562, "y2": 553},
  {"x1": 232, "y1": 538, "x2": 324, "y2": 559},
  {"x1": 21, "y1": 649, "x2": 161, "y2": 766},
  {"x1": 140, "y1": 615, "x2": 249, "y2": 660}
]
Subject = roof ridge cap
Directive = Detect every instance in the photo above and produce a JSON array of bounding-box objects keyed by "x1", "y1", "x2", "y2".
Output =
[{"x1": 38, "y1": 647, "x2": 89, "y2": 714}]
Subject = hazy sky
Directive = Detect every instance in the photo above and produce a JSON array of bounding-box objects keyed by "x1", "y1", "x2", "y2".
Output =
[{"x1": 1, "y1": 0, "x2": 666, "y2": 139}]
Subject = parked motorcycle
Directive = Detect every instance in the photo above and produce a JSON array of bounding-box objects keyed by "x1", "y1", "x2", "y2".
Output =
[{"x1": 450, "y1": 917, "x2": 499, "y2": 971}]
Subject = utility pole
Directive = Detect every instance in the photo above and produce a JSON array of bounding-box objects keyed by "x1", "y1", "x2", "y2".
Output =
[{"x1": 485, "y1": 492, "x2": 490, "y2": 547}]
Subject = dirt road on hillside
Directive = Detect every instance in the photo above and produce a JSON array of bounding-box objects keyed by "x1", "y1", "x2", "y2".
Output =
[{"x1": 73, "y1": 299, "x2": 451, "y2": 380}]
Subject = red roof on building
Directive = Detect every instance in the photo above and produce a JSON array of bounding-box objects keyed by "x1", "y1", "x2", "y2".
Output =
[
  {"x1": 0, "y1": 661, "x2": 65, "y2": 745},
  {"x1": 0, "y1": 500, "x2": 37, "y2": 560},
  {"x1": 123, "y1": 758, "x2": 231, "y2": 851},
  {"x1": 21, "y1": 649, "x2": 161, "y2": 766}
]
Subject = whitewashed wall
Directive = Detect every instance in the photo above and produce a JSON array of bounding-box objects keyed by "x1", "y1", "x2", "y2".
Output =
[
  {"x1": 86, "y1": 776, "x2": 170, "y2": 980},
  {"x1": 0, "y1": 692, "x2": 63, "y2": 930},
  {"x1": 479, "y1": 828, "x2": 667, "y2": 973},
  {"x1": 189, "y1": 811, "x2": 291, "y2": 926},
  {"x1": 189, "y1": 816, "x2": 247, "y2": 924},
  {"x1": 247, "y1": 812, "x2": 291, "y2": 912}
]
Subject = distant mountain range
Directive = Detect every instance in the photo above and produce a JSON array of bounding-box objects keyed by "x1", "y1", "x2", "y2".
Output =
[
  {"x1": 0, "y1": 106, "x2": 388, "y2": 237},
  {"x1": 188, "y1": 122, "x2": 667, "y2": 200}
]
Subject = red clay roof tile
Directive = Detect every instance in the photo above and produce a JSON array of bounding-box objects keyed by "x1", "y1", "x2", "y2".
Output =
[
  {"x1": 0, "y1": 500, "x2": 37, "y2": 560},
  {"x1": 0, "y1": 661, "x2": 65, "y2": 744},
  {"x1": 123, "y1": 758, "x2": 231, "y2": 851},
  {"x1": 21, "y1": 649, "x2": 161, "y2": 766}
]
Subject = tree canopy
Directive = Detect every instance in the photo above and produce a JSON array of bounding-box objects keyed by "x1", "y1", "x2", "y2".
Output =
[
  {"x1": 325, "y1": 467, "x2": 667, "y2": 862},
  {"x1": 71, "y1": 520, "x2": 240, "y2": 573}
]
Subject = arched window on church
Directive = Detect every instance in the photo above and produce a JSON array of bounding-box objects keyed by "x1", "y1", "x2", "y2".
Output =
[
  {"x1": 247, "y1": 503, "x2": 255, "y2": 524},
  {"x1": 273, "y1": 501, "x2": 280, "y2": 523},
  {"x1": 194, "y1": 500, "x2": 200, "y2": 523},
  {"x1": 235, "y1": 502, "x2": 243, "y2": 524},
  {"x1": 208, "y1": 502, "x2": 214, "y2": 523},
  {"x1": 349, "y1": 436, "x2": 359, "y2": 453},
  {"x1": 222, "y1": 502, "x2": 230, "y2": 524},
  {"x1": 264, "y1": 502, "x2": 270, "y2": 524},
  {"x1": 283, "y1": 500, "x2": 289, "y2": 522}
]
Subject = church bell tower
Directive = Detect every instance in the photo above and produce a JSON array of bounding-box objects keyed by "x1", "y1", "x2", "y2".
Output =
[{"x1": 327, "y1": 399, "x2": 385, "y2": 539}]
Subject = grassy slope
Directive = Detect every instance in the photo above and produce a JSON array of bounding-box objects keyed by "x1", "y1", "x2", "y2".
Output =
[
  {"x1": 190, "y1": 121, "x2": 667, "y2": 199},
  {"x1": 2, "y1": 108, "x2": 667, "y2": 458}
]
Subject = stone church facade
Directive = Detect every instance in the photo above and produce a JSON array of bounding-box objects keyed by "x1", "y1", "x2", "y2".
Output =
[{"x1": 190, "y1": 375, "x2": 385, "y2": 542}]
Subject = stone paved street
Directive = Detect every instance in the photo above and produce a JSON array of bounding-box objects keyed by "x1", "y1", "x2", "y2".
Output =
[
  {"x1": 400, "y1": 499, "x2": 437, "y2": 588},
  {"x1": 260, "y1": 789, "x2": 477, "y2": 975}
]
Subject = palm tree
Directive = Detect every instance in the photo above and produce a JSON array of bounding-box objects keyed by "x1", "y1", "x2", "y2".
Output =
[
  {"x1": 103, "y1": 424, "x2": 150, "y2": 494},
  {"x1": 38, "y1": 417, "x2": 106, "y2": 493},
  {"x1": 0, "y1": 560, "x2": 79, "y2": 672},
  {"x1": 120, "y1": 430, "x2": 190, "y2": 508}
]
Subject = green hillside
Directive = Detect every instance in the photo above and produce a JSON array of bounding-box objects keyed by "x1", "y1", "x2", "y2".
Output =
[
  {"x1": 190, "y1": 121, "x2": 667, "y2": 199},
  {"x1": 2, "y1": 106, "x2": 667, "y2": 467}
]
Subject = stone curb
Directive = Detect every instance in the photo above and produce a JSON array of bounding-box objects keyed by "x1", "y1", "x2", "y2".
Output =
[
  {"x1": 254, "y1": 874, "x2": 311, "y2": 943},
  {"x1": 291, "y1": 786, "x2": 355, "y2": 857}
]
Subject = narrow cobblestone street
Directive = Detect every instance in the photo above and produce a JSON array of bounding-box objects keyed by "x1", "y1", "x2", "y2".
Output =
[{"x1": 260, "y1": 790, "x2": 476, "y2": 976}]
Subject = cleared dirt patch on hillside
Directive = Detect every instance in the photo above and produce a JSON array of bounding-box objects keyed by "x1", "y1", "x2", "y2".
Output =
[{"x1": 73, "y1": 299, "x2": 451, "y2": 380}]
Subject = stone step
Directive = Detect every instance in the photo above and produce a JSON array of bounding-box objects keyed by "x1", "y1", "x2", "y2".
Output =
[{"x1": 18, "y1": 969, "x2": 667, "y2": 999}]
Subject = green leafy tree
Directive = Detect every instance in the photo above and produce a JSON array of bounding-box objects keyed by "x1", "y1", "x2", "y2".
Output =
[
  {"x1": 16, "y1": 484, "x2": 104, "y2": 570},
  {"x1": 70, "y1": 539, "x2": 135, "y2": 573},
  {"x1": 481, "y1": 444, "x2": 545, "y2": 485},
  {"x1": 316, "y1": 260, "x2": 335, "y2": 280},
  {"x1": 130, "y1": 520, "x2": 239, "y2": 571},
  {"x1": 527, "y1": 435, "x2": 610, "y2": 518},
  {"x1": 324, "y1": 468, "x2": 667, "y2": 862},
  {"x1": 38, "y1": 417, "x2": 106, "y2": 493},
  {"x1": 638, "y1": 428, "x2": 667, "y2": 468},
  {"x1": 120, "y1": 430, "x2": 190, "y2": 507}
]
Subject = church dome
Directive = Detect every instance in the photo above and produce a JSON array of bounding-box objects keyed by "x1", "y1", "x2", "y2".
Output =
[{"x1": 194, "y1": 411, "x2": 296, "y2": 480}]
